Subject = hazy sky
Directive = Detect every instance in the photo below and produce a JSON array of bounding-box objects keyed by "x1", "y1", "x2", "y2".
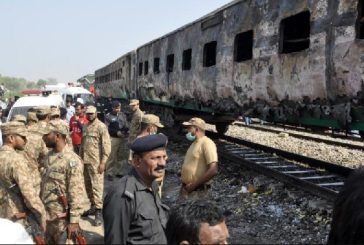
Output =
[{"x1": 0, "y1": 0, "x2": 232, "y2": 82}]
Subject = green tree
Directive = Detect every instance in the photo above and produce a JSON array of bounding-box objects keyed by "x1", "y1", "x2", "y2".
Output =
[{"x1": 37, "y1": 79, "x2": 47, "y2": 88}]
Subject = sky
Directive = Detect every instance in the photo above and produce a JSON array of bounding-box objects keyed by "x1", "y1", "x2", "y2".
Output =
[{"x1": 0, "y1": 0, "x2": 232, "y2": 83}]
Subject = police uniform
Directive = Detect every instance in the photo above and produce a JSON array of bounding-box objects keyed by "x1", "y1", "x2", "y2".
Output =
[
  {"x1": 104, "y1": 102, "x2": 130, "y2": 177},
  {"x1": 103, "y1": 134, "x2": 169, "y2": 244},
  {"x1": 80, "y1": 106, "x2": 111, "y2": 211},
  {"x1": 0, "y1": 122, "x2": 47, "y2": 232},
  {"x1": 39, "y1": 121, "x2": 85, "y2": 244}
]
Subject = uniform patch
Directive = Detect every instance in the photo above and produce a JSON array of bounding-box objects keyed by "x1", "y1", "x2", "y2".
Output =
[{"x1": 69, "y1": 161, "x2": 77, "y2": 168}]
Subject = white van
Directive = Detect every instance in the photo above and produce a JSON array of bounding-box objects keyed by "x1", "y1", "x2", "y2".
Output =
[
  {"x1": 59, "y1": 87, "x2": 95, "y2": 105},
  {"x1": 6, "y1": 94, "x2": 64, "y2": 122}
]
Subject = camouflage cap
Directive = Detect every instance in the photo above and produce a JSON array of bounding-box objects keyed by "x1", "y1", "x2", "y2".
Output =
[
  {"x1": 38, "y1": 120, "x2": 69, "y2": 135},
  {"x1": 35, "y1": 106, "x2": 51, "y2": 115},
  {"x1": 27, "y1": 112, "x2": 38, "y2": 122},
  {"x1": 129, "y1": 99, "x2": 139, "y2": 106},
  {"x1": 141, "y1": 114, "x2": 164, "y2": 128},
  {"x1": 1, "y1": 121, "x2": 28, "y2": 137},
  {"x1": 11, "y1": 114, "x2": 27, "y2": 124},
  {"x1": 50, "y1": 107, "x2": 60, "y2": 117},
  {"x1": 182, "y1": 117, "x2": 206, "y2": 130},
  {"x1": 85, "y1": 105, "x2": 97, "y2": 114}
]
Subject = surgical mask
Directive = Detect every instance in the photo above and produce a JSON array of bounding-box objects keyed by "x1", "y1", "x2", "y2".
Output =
[{"x1": 185, "y1": 132, "x2": 196, "y2": 141}]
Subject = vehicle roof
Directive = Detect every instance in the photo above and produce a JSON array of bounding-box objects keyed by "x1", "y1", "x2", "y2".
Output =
[
  {"x1": 11, "y1": 95, "x2": 64, "y2": 108},
  {"x1": 60, "y1": 87, "x2": 91, "y2": 95}
]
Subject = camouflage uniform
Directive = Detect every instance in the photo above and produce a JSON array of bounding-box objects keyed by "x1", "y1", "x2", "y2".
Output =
[
  {"x1": 80, "y1": 118, "x2": 111, "y2": 209},
  {"x1": 0, "y1": 123, "x2": 47, "y2": 231},
  {"x1": 104, "y1": 111, "x2": 129, "y2": 177},
  {"x1": 128, "y1": 108, "x2": 144, "y2": 143},
  {"x1": 40, "y1": 121, "x2": 85, "y2": 244},
  {"x1": 22, "y1": 130, "x2": 48, "y2": 195}
]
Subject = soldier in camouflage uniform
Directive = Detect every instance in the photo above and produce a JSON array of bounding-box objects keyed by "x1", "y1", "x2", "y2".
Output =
[
  {"x1": 0, "y1": 122, "x2": 47, "y2": 237},
  {"x1": 40, "y1": 120, "x2": 85, "y2": 244},
  {"x1": 33, "y1": 106, "x2": 51, "y2": 132},
  {"x1": 128, "y1": 99, "x2": 144, "y2": 162},
  {"x1": 26, "y1": 111, "x2": 38, "y2": 128},
  {"x1": 80, "y1": 105, "x2": 111, "y2": 226},
  {"x1": 104, "y1": 101, "x2": 129, "y2": 179},
  {"x1": 128, "y1": 99, "x2": 144, "y2": 143},
  {"x1": 50, "y1": 107, "x2": 72, "y2": 146}
]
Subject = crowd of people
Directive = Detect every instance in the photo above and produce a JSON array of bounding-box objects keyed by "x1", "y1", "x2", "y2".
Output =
[{"x1": 0, "y1": 96, "x2": 362, "y2": 244}]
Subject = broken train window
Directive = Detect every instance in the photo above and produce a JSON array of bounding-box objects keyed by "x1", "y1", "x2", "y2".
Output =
[
  {"x1": 138, "y1": 62, "x2": 143, "y2": 76},
  {"x1": 279, "y1": 11, "x2": 310, "y2": 54},
  {"x1": 234, "y1": 30, "x2": 253, "y2": 62},
  {"x1": 182, "y1": 49, "x2": 192, "y2": 70},
  {"x1": 154, "y1": 57, "x2": 160, "y2": 74},
  {"x1": 357, "y1": 0, "x2": 364, "y2": 39},
  {"x1": 166, "y1": 54, "x2": 174, "y2": 72},
  {"x1": 144, "y1": 61, "x2": 149, "y2": 75},
  {"x1": 203, "y1": 41, "x2": 217, "y2": 67}
]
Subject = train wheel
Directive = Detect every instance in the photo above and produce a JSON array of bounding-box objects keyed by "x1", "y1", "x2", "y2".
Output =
[{"x1": 216, "y1": 123, "x2": 229, "y2": 135}]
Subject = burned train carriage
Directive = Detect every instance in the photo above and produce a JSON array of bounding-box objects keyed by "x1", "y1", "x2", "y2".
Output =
[{"x1": 95, "y1": 0, "x2": 364, "y2": 135}]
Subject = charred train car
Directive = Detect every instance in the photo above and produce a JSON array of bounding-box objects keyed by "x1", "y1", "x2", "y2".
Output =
[{"x1": 95, "y1": 0, "x2": 364, "y2": 134}]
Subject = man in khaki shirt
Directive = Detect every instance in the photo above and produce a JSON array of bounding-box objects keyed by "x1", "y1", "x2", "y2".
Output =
[
  {"x1": 180, "y1": 117, "x2": 218, "y2": 199},
  {"x1": 80, "y1": 105, "x2": 111, "y2": 226}
]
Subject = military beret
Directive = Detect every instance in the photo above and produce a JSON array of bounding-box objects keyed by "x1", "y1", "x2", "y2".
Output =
[
  {"x1": 27, "y1": 112, "x2": 38, "y2": 122},
  {"x1": 35, "y1": 106, "x2": 51, "y2": 115},
  {"x1": 1, "y1": 121, "x2": 28, "y2": 137},
  {"x1": 129, "y1": 99, "x2": 139, "y2": 106},
  {"x1": 130, "y1": 133, "x2": 168, "y2": 154},
  {"x1": 38, "y1": 120, "x2": 69, "y2": 136},
  {"x1": 142, "y1": 114, "x2": 164, "y2": 128},
  {"x1": 112, "y1": 100, "x2": 121, "y2": 108},
  {"x1": 11, "y1": 114, "x2": 27, "y2": 124},
  {"x1": 85, "y1": 105, "x2": 97, "y2": 114}
]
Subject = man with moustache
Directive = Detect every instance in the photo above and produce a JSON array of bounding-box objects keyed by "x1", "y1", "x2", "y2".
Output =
[
  {"x1": 80, "y1": 105, "x2": 111, "y2": 226},
  {"x1": 103, "y1": 134, "x2": 169, "y2": 244}
]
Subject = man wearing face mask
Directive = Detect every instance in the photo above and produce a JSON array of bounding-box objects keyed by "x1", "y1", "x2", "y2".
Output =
[
  {"x1": 136, "y1": 114, "x2": 165, "y2": 196},
  {"x1": 104, "y1": 101, "x2": 129, "y2": 180},
  {"x1": 80, "y1": 105, "x2": 111, "y2": 226},
  {"x1": 180, "y1": 117, "x2": 218, "y2": 199}
]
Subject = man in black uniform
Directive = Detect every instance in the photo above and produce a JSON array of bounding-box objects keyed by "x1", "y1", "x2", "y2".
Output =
[{"x1": 103, "y1": 134, "x2": 169, "y2": 244}]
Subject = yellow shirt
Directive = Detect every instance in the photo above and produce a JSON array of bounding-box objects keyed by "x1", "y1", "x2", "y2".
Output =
[{"x1": 181, "y1": 136, "x2": 218, "y2": 184}]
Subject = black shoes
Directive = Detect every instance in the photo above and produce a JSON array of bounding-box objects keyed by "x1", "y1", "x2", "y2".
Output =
[
  {"x1": 94, "y1": 209, "x2": 102, "y2": 226},
  {"x1": 81, "y1": 206, "x2": 96, "y2": 217}
]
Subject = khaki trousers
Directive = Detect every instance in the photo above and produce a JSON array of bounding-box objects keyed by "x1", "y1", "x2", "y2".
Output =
[{"x1": 84, "y1": 163, "x2": 104, "y2": 209}]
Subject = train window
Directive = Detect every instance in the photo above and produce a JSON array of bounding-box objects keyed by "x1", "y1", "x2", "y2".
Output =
[
  {"x1": 234, "y1": 30, "x2": 253, "y2": 62},
  {"x1": 154, "y1": 58, "x2": 160, "y2": 74},
  {"x1": 182, "y1": 49, "x2": 192, "y2": 70},
  {"x1": 279, "y1": 11, "x2": 310, "y2": 54},
  {"x1": 203, "y1": 41, "x2": 217, "y2": 67},
  {"x1": 166, "y1": 54, "x2": 174, "y2": 72},
  {"x1": 138, "y1": 62, "x2": 143, "y2": 76},
  {"x1": 122, "y1": 61, "x2": 125, "y2": 67},
  {"x1": 357, "y1": 0, "x2": 364, "y2": 39},
  {"x1": 144, "y1": 61, "x2": 149, "y2": 75}
]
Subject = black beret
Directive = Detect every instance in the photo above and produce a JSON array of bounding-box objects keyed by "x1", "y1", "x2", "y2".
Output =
[
  {"x1": 130, "y1": 134, "x2": 168, "y2": 154},
  {"x1": 112, "y1": 100, "x2": 121, "y2": 108}
]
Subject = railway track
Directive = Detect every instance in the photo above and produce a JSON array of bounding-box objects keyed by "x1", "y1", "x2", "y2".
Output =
[
  {"x1": 206, "y1": 131, "x2": 352, "y2": 200},
  {"x1": 234, "y1": 122, "x2": 364, "y2": 151}
]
